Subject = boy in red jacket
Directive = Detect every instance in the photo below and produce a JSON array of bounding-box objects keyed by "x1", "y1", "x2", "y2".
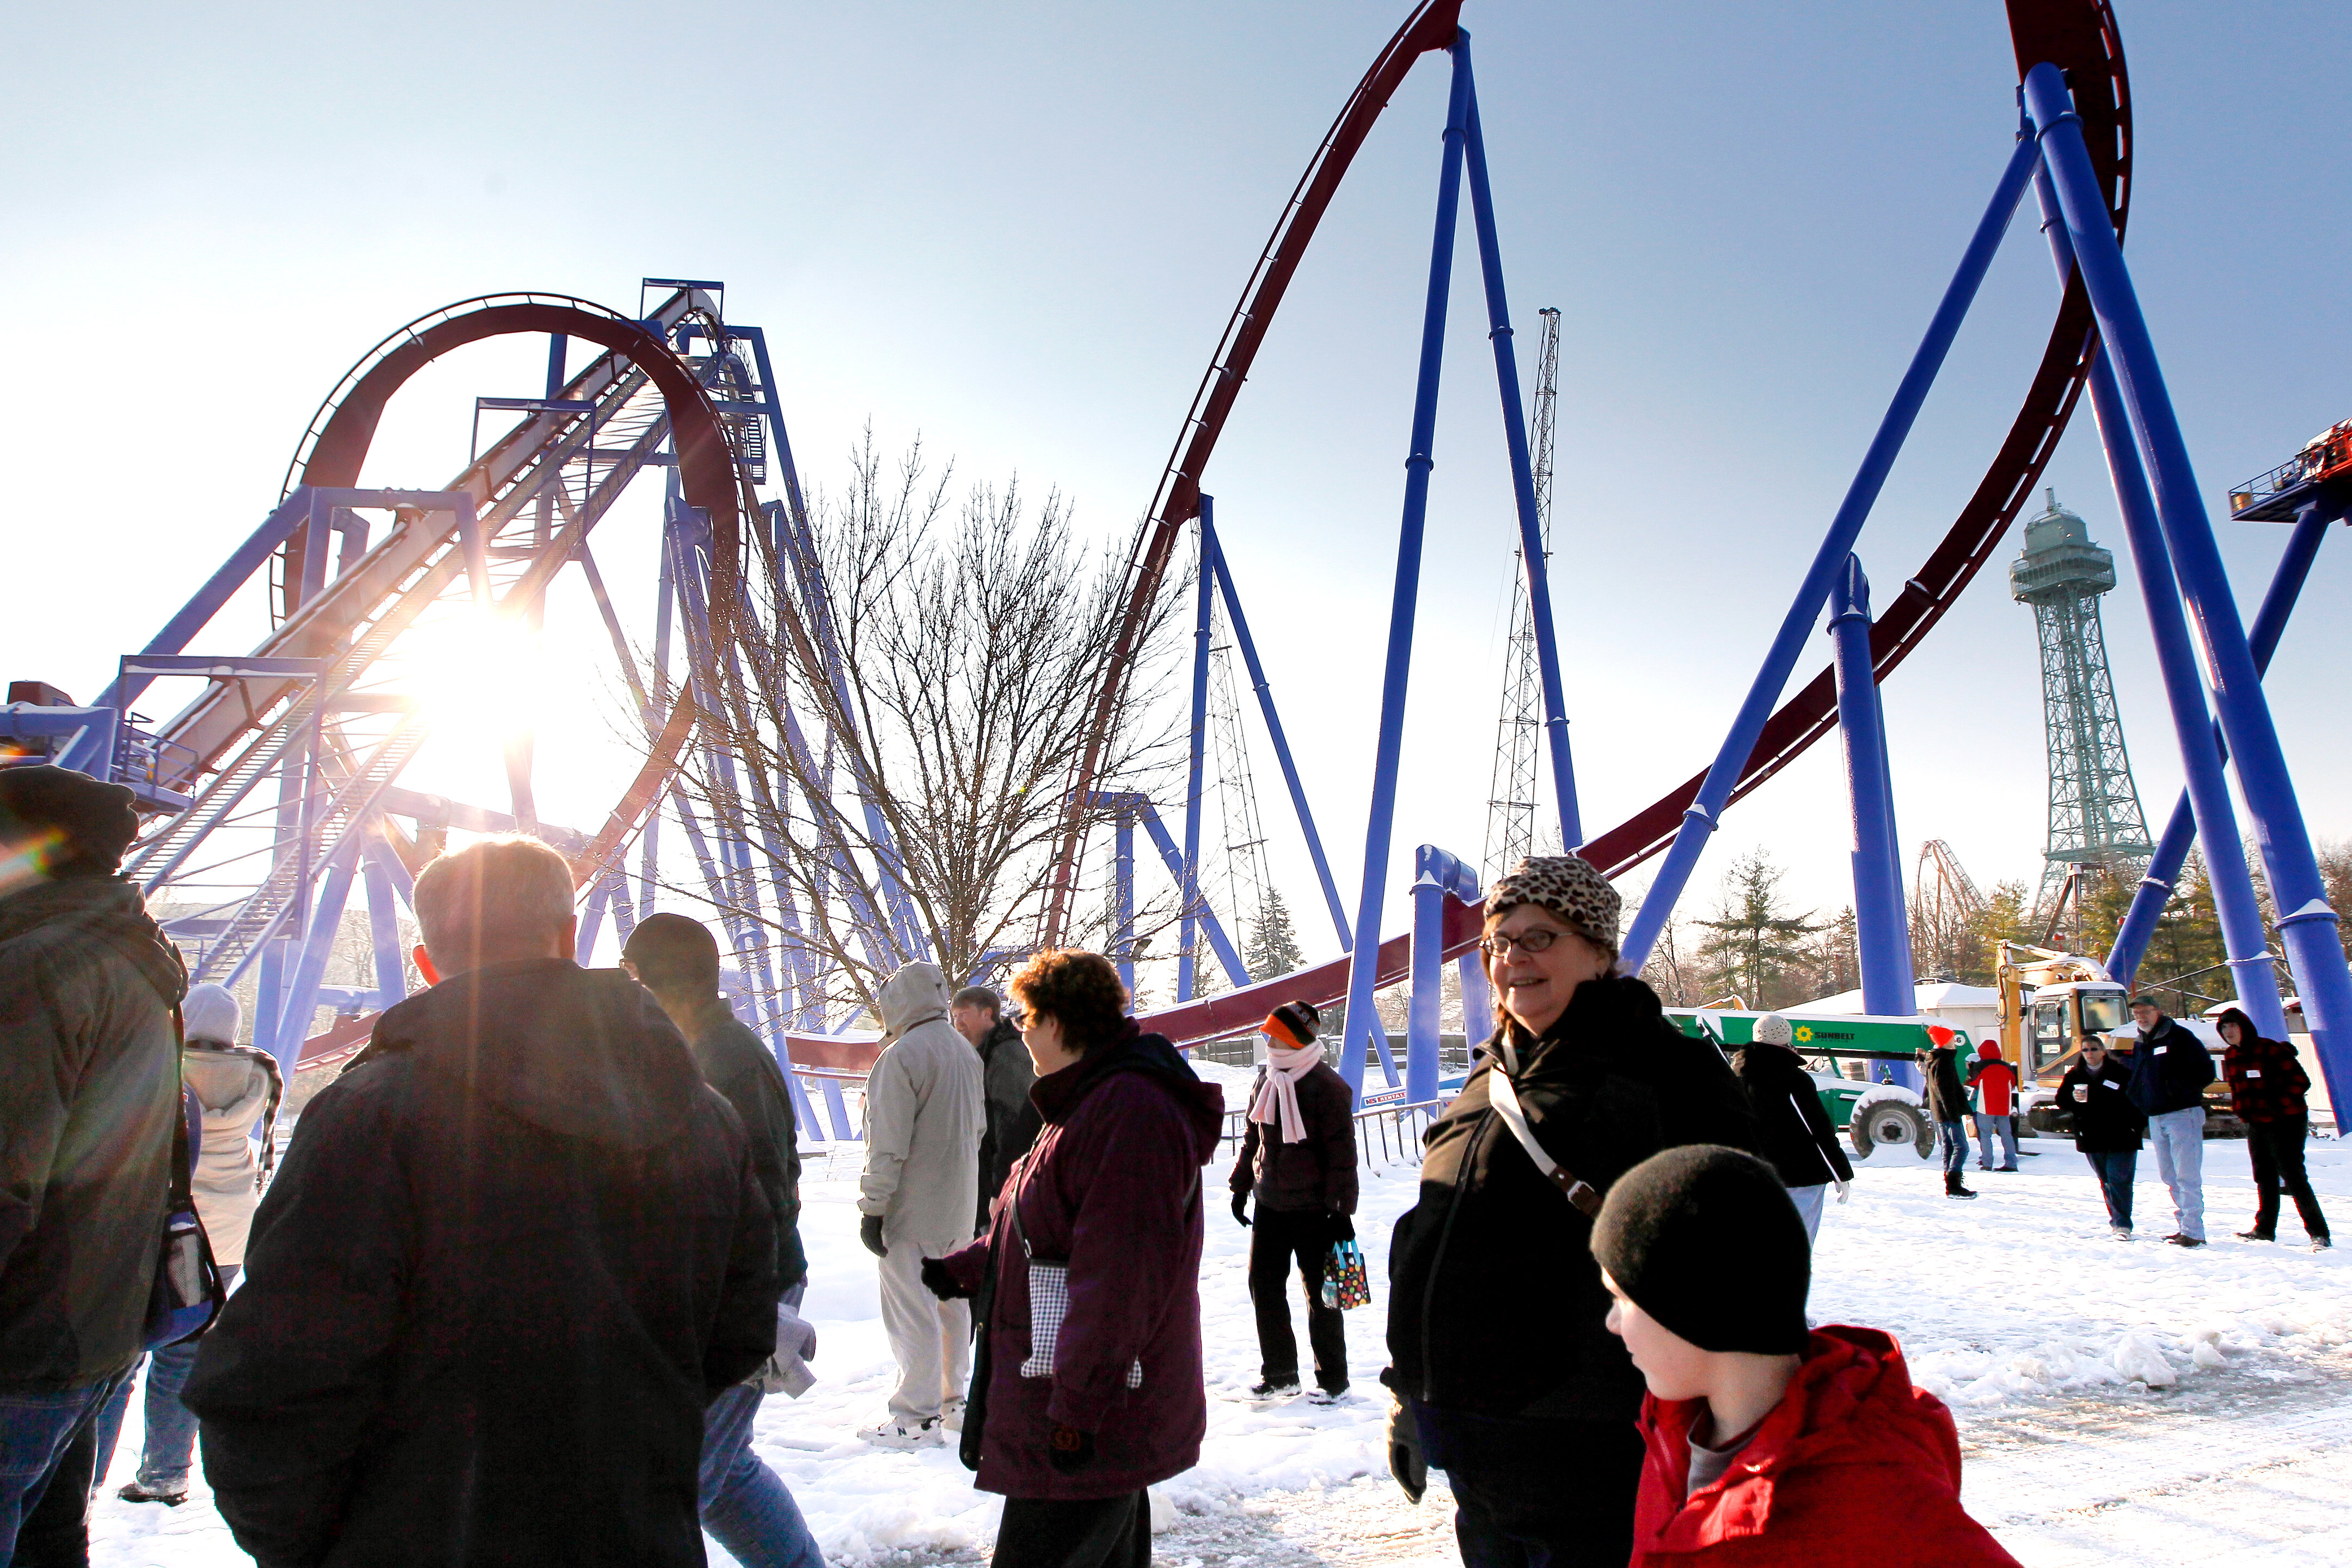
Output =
[{"x1": 1591, "y1": 1147, "x2": 2017, "y2": 1566}]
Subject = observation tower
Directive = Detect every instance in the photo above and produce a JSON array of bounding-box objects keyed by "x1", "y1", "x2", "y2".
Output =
[{"x1": 2007, "y1": 489, "x2": 2151, "y2": 918}]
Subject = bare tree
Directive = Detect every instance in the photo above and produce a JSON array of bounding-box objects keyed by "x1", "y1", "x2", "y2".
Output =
[{"x1": 670, "y1": 433, "x2": 1184, "y2": 1023}]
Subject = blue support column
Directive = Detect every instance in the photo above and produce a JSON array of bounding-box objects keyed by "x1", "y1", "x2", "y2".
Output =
[
  {"x1": 1407, "y1": 845, "x2": 1480, "y2": 1106},
  {"x1": 359, "y1": 838, "x2": 408, "y2": 1011},
  {"x1": 1458, "y1": 45, "x2": 1581, "y2": 847},
  {"x1": 1619, "y1": 132, "x2": 2042, "y2": 971},
  {"x1": 1204, "y1": 518, "x2": 1352, "y2": 950},
  {"x1": 269, "y1": 837, "x2": 362, "y2": 1081},
  {"x1": 2021, "y1": 93, "x2": 2308, "y2": 1045},
  {"x1": 1828, "y1": 558, "x2": 1917, "y2": 1016},
  {"x1": 1114, "y1": 799, "x2": 1138, "y2": 996},
  {"x1": 1337, "y1": 38, "x2": 1474, "y2": 1101},
  {"x1": 1179, "y1": 504, "x2": 1217, "y2": 1001},
  {"x1": 2108, "y1": 498, "x2": 2337, "y2": 983}
]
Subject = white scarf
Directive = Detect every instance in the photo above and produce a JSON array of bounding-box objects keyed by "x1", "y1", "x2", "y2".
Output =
[{"x1": 1249, "y1": 1038, "x2": 1325, "y2": 1144}]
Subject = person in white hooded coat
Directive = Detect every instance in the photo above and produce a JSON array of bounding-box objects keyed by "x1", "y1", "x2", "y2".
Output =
[
  {"x1": 857, "y1": 961, "x2": 984, "y2": 1445},
  {"x1": 97, "y1": 982, "x2": 280, "y2": 1506}
]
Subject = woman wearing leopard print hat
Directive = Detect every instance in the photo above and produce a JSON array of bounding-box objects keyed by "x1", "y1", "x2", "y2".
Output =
[{"x1": 1381, "y1": 854, "x2": 1760, "y2": 1568}]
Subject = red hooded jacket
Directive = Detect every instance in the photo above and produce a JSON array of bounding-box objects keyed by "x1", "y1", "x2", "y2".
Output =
[
  {"x1": 1964, "y1": 1044, "x2": 2019, "y2": 1118},
  {"x1": 1630, "y1": 1327, "x2": 2017, "y2": 1567}
]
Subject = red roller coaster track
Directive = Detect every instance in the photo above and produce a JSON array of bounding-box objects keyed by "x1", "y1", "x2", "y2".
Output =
[{"x1": 1104, "y1": 0, "x2": 2133, "y2": 1048}]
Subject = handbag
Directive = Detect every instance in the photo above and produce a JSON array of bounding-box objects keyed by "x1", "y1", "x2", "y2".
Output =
[
  {"x1": 144, "y1": 1025, "x2": 227, "y2": 1352},
  {"x1": 1009, "y1": 1172, "x2": 1142, "y2": 1388},
  {"x1": 1321, "y1": 1238, "x2": 1372, "y2": 1310}
]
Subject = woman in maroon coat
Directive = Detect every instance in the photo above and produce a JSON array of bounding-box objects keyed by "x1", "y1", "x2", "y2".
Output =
[{"x1": 926, "y1": 950, "x2": 1224, "y2": 1568}]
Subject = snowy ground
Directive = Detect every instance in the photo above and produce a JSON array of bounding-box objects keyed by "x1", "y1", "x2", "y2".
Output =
[{"x1": 90, "y1": 1105, "x2": 2352, "y2": 1566}]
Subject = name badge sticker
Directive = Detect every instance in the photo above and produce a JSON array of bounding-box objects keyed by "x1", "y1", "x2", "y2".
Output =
[
  {"x1": 2245, "y1": 1069, "x2": 2262, "y2": 1079},
  {"x1": 2154, "y1": 1045, "x2": 2168, "y2": 1055}
]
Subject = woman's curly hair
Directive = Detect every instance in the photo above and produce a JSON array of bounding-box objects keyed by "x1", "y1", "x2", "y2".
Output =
[{"x1": 1007, "y1": 948, "x2": 1129, "y2": 1055}]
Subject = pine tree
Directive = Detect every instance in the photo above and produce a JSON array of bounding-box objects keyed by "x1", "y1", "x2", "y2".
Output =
[
  {"x1": 1692, "y1": 849, "x2": 1825, "y2": 1009},
  {"x1": 1243, "y1": 886, "x2": 1307, "y2": 983}
]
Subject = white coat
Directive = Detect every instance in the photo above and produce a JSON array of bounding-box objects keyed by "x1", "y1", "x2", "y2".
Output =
[
  {"x1": 181, "y1": 1044, "x2": 274, "y2": 1266},
  {"x1": 857, "y1": 962, "x2": 984, "y2": 1252}
]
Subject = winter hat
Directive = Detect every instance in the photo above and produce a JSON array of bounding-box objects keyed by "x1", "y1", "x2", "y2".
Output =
[
  {"x1": 182, "y1": 982, "x2": 243, "y2": 1047},
  {"x1": 1262, "y1": 1000, "x2": 1320, "y2": 1048},
  {"x1": 1486, "y1": 854, "x2": 1621, "y2": 953},
  {"x1": 1750, "y1": 1013, "x2": 1793, "y2": 1047},
  {"x1": 1590, "y1": 1145, "x2": 1809, "y2": 1356},
  {"x1": 1977, "y1": 1040, "x2": 2002, "y2": 1060},
  {"x1": 2128, "y1": 994, "x2": 2161, "y2": 1009},
  {"x1": 0, "y1": 764, "x2": 142, "y2": 877}
]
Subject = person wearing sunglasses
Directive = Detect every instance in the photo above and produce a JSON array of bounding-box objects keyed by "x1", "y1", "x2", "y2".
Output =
[{"x1": 1383, "y1": 854, "x2": 1760, "y2": 1568}]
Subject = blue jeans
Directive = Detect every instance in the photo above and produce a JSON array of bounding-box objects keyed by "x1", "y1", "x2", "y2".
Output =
[
  {"x1": 1787, "y1": 1184, "x2": 1827, "y2": 1242},
  {"x1": 2084, "y1": 1150, "x2": 2136, "y2": 1231},
  {"x1": 0, "y1": 1373, "x2": 125, "y2": 1559},
  {"x1": 2147, "y1": 1106, "x2": 2207, "y2": 1240},
  {"x1": 1937, "y1": 1119, "x2": 1970, "y2": 1179},
  {"x1": 700, "y1": 1383, "x2": 824, "y2": 1568},
  {"x1": 1973, "y1": 1114, "x2": 2019, "y2": 1170},
  {"x1": 92, "y1": 1263, "x2": 238, "y2": 1493}
]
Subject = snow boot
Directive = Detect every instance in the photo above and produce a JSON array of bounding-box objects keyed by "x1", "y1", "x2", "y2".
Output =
[
  {"x1": 2237, "y1": 1229, "x2": 2275, "y2": 1243},
  {"x1": 1944, "y1": 1175, "x2": 1977, "y2": 1199},
  {"x1": 1249, "y1": 1377, "x2": 1302, "y2": 1402},
  {"x1": 2163, "y1": 1233, "x2": 2206, "y2": 1248},
  {"x1": 2314, "y1": 1237, "x2": 2334, "y2": 1252},
  {"x1": 117, "y1": 1481, "x2": 186, "y2": 1506},
  {"x1": 1307, "y1": 1386, "x2": 1350, "y2": 1406}
]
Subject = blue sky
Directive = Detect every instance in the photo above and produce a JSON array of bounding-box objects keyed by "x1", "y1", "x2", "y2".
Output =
[{"x1": 6, "y1": 1, "x2": 2349, "y2": 965}]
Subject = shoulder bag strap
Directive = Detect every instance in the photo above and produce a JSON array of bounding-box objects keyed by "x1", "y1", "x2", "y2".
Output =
[{"x1": 1485, "y1": 1065, "x2": 1603, "y2": 1218}]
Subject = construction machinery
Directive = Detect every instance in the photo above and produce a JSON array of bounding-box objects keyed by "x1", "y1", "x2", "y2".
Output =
[{"x1": 1995, "y1": 940, "x2": 2240, "y2": 1135}]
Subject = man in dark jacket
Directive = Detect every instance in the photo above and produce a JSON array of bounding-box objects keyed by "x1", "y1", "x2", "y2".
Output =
[
  {"x1": 954, "y1": 985, "x2": 1039, "y2": 1232},
  {"x1": 0, "y1": 766, "x2": 183, "y2": 1558},
  {"x1": 1916, "y1": 1033, "x2": 1977, "y2": 1199},
  {"x1": 183, "y1": 836, "x2": 777, "y2": 1568},
  {"x1": 1229, "y1": 1000, "x2": 1357, "y2": 1401},
  {"x1": 1732, "y1": 1014, "x2": 1853, "y2": 1241},
  {"x1": 623, "y1": 912, "x2": 820, "y2": 1568},
  {"x1": 2125, "y1": 997, "x2": 2215, "y2": 1246},
  {"x1": 2215, "y1": 1006, "x2": 2331, "y2": 1250},
  {"x1": 2057, "y1": 1036, "x2": 2143, "y2": 1238}
]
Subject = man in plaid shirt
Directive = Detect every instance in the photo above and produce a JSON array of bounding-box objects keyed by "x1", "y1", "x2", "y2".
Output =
[{"x1": 2215, "y1": 1006, "x2": 2331, "y2": 1250}]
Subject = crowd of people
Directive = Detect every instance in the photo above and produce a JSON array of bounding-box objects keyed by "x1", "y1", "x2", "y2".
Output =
[{"x1": 0, "y1": 759, "x2": 2337, "y2": 1567}]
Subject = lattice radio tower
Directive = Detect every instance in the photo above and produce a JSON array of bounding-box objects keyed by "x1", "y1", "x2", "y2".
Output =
[
  {"x1": 1482, "y1": 306, "x2": 1561, "y2": 884},
  {"x1": 1204, "y1": 559, "x2": 1274, "y2": 979},
  {"x1": 2007, "y1": 489, "x2": 2153, "y2": 925}
]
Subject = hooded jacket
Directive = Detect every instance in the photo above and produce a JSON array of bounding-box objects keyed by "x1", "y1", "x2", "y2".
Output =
[
  {"x1": 2125, "y1": 1013, "x2": 2216, "y2": 1117},
  {"x1": 1385, "y1": 975, "x2": 1760, "y2": 1421},
  {"x1": 182, "y1": 959, "x2": 777, "y2": 1568},
  {"x1": 0, "y1": 875, "x2": 186, "y2": 1387},
  {"x1": 975, "y1": 1015, "x2": 1042, "y2": 1229},
  {"x1": 181, "y1": 1043, "x2": 280, "y2": 1267},
  {"x1": 2216, "y1": 1009, "x2": 2312, "y2": 1124},
  {"x1": 1964, "y1": 1045, "x2": 2019, "y2": 1119},
  {"x1": 939, "y1": 1020, "x2": 1224, "y2": 1500},
  {"x1": 859, "y1": 961, "x2": 985, "y2": 1251},
  {"x1": 2055, "y1": 1054, "x2": 2142, "y2": 1153},
  {"x1": 1630, "y1": 1327, "x2": 2018, "y2": 1566},
  {"x1": 1732, "y1": 1042, "x2": 1853, "y2": 1191}
]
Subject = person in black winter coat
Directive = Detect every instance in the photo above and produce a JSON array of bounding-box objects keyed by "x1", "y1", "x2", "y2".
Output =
[
  {"x1": 1732, "y1": 1014, "x2": 1853, "y2": 1242},
  {"x1": 956, "y1": 985, "x2": 1042, "y2": 1234},
  {"x1": 2056, "y1": 1036, "x2": 2143, "y2": 1238},
  {"x1": 183, "y1": 838, "x2": 779, "y2": 1568},
  {"x1": 2126, "y1": 997, "x2": 2216, "y2": 1246},
  {"x1": 1916, "y1": 1035, "x2": 1977, "y2": 1199},
  {"x1": 1384, "y1": 855, "x2": 1759, "y2": 1568},
  {"x1": 0, "y1": 767, "x2": 184, "y2": 1562},
  {"x1": 1230, "y1": 1000, "x2": 1357, "y2": 1401}
]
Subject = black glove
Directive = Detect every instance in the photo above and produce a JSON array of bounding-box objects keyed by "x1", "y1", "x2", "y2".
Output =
[
  {"x1": 1231, "y1": 1192, "x2": 1251, "y2": 1228},
  {"x1": 1387, "y1": 1398, "x2": 1427, "y2": 1504},
  {"x1": 920, "y1": 1257, "x2": 969, "y2": 1301},
  {"x1": 1328, "y1": 1212, "x2": 1356, "y2": 1244},
  {"x1": 860, "y1": 1214, "x2": 888, "y2": 1258},
  {"x1": 1046, "y1": 1425, "x2": 1096, "y2": 1475}
]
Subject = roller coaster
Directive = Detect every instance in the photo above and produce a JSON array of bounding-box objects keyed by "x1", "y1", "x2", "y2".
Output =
[{"x1": 7, "y1": 0, "x2": 2348, "y2": 1129}]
